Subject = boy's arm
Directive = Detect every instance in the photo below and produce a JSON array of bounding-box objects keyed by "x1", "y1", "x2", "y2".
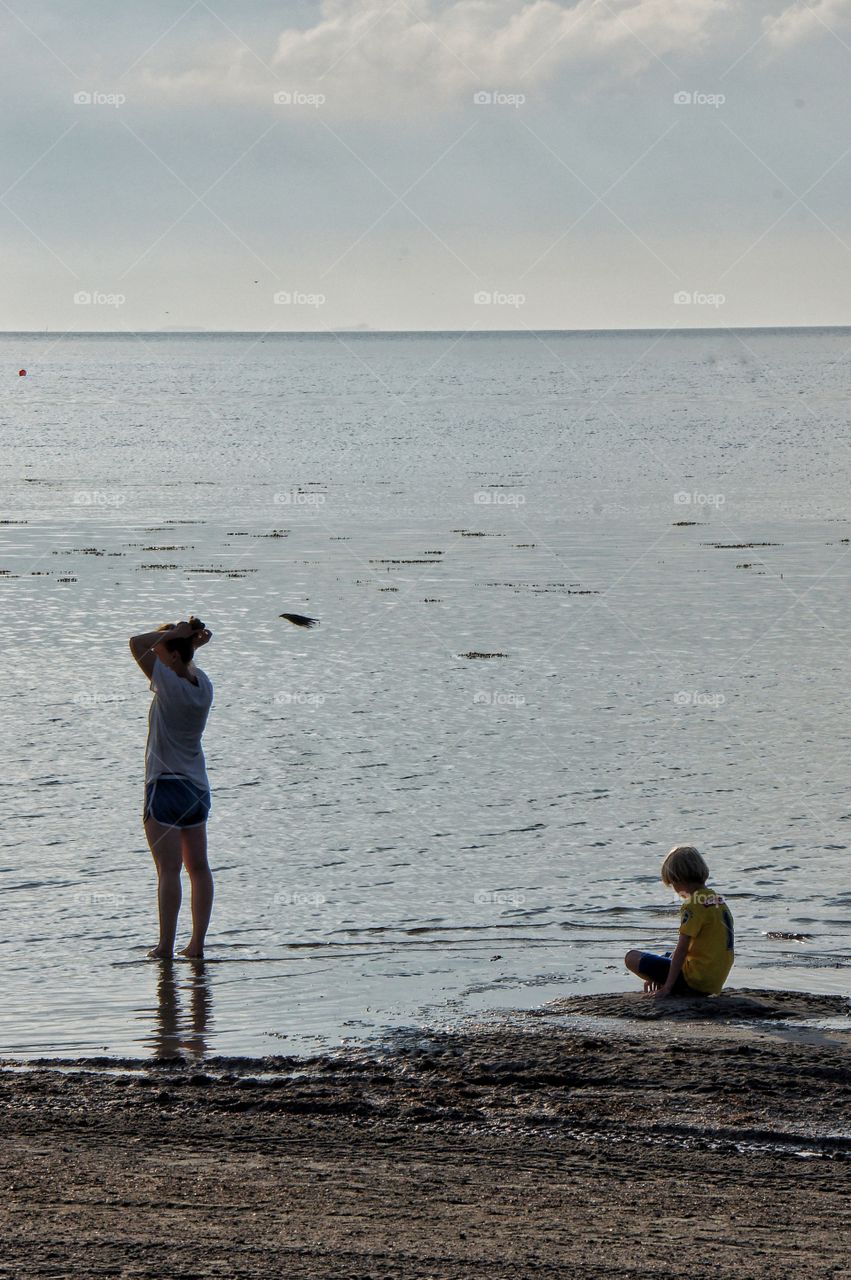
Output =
[{"x1": 656, "y1": 932, "x2": 690, "y2": 998}]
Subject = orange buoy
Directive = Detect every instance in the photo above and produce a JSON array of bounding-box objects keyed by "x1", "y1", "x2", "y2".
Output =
[{"x1": 18, "y1": 369, "x2": 26, "y2": 377}]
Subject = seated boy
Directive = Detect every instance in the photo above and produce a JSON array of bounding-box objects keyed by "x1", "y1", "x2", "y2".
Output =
[{"x1": 625, "y1": 844, "x2": 734, "y2": 998}]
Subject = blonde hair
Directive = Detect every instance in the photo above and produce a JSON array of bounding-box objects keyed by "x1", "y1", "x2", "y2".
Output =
[{"x1": 661, "y1": 844, "x2": 709, "y2": 887}]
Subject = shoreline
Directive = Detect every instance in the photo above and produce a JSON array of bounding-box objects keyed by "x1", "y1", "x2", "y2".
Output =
[{"x1": 1, "y1": 988, "x2": 848, "y2": 1278}]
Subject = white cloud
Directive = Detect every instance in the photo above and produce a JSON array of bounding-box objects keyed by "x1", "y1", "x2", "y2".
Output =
[
  {"x1": 765, "y1": 0, "x2": 851, "y2": 49},
  {"x1": 138, "y1": 0, "x2": 734, "y2": 115}
]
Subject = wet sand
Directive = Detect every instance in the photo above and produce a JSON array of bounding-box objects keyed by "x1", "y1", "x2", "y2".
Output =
[{"x1": 1, "y1": 989, "x2": 849, "y2": 1279}]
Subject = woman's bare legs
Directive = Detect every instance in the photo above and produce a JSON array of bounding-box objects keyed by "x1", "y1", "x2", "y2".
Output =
[
  {"x1": 180, "y1": 822, "x2": 213, "y2": 959},
  {"x1": 144, "y1": 817, "x2": 183, "y2": 958}
]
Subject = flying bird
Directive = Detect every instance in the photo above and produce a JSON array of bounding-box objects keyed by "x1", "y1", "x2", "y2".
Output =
[{"x1": 279, "y1": 612, "x2": 319, "y2": 628}]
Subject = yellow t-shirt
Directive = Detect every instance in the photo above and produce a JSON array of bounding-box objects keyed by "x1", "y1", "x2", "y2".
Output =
[{"x1": 679, "y1": 887, "x2": 734, "y2": 994}]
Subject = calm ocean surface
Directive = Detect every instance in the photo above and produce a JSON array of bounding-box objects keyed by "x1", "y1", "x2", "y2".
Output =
[{"x1": 1, "y1": 329, "x2": 849, "y2": 1060}]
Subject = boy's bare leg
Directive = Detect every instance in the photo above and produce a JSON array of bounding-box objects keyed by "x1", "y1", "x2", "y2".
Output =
[
  {"x1": 180, "y1": 822, "x2": 213, "y2": 958},
  {"x1": 144, "y1": 818, "x2": 183, "y2": 958},
  {"x1": 624, "y1": 949, "x2": 661, "y2": 993}
]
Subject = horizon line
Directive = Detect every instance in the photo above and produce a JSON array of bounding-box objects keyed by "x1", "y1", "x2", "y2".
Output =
[{"x1": 4, "y1": 323, "x2": 851, "y2": 337}]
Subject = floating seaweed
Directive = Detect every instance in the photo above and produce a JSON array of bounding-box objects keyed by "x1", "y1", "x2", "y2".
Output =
[
  {"x1": 186, "y1": 566, "x2": 257, "y2": 575},
  {"x1": 451, "y1": 530, "x2": 504, "y2": 537}
]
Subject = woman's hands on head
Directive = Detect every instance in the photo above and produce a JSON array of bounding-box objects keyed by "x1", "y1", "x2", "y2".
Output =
[
  {"x1": 167, "y1": 620, "x2": 196, "y2": 640},
  {"x1": 155, "y1": 616, "x2": 212, "y2": 647},
  {"x1": 187, "y1": 616, "x2": 211, "y2": 647}
]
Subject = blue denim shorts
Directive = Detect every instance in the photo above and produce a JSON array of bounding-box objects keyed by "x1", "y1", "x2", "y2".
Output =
[
  {"x1": 143, "y1": 775, "x2": 211, "y2": 828},
  {"x1": 637, "y1": 952, "x2": 707, "y2": 997}
]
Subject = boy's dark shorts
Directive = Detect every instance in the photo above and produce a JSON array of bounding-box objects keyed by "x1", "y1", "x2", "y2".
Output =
[
  {"x1": 143, "y1": 775, "x2": 211, "y2": 828},
  {"x1": 637, "y1": 952, "x2": 708, "y2": 997}
]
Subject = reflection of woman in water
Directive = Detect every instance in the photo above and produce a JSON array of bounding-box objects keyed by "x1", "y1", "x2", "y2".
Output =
[
  {"x1": 129, "y1": 617, "x2": 214, "y2": 959},
  {"x1": 153, "y1": 962, "x2": 213, "y2": 1060}
]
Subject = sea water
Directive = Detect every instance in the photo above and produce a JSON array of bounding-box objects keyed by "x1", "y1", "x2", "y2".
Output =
[{"x1": 0, "y1": 328, "x2": 849, "y2": 1059}]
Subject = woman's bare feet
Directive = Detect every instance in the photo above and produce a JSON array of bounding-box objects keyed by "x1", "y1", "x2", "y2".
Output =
[
  {"x1": 147, "y1": 943, "x2": 174, "y2": 960},
  {"x1": 180, "y1": 942, "x2": 204, "y2": 959}
]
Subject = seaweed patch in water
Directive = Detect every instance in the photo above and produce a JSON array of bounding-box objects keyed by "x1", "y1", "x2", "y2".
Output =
[{"x1": 187, "y1": 567, "x2": 257, "y2": 577}]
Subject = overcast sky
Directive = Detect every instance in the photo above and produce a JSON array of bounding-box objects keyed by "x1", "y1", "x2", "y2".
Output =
[{"x1": 3, "y1": 0, "x2": 851, "y2": 331}]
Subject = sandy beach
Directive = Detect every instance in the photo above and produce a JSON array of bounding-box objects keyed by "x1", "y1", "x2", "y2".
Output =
[{"x1": 1, "y1": 988, "x2": 848, "y2": 1279}]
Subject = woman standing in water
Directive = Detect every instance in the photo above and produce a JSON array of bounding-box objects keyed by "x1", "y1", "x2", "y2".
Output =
[{"x1": 129, "y1": 617, "x2": 214, "y2": 959}]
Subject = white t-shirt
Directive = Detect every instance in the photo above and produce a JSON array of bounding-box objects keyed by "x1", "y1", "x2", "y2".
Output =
[{"x1": 145, "y1": 656, "x2": 213, "y2": 789}]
